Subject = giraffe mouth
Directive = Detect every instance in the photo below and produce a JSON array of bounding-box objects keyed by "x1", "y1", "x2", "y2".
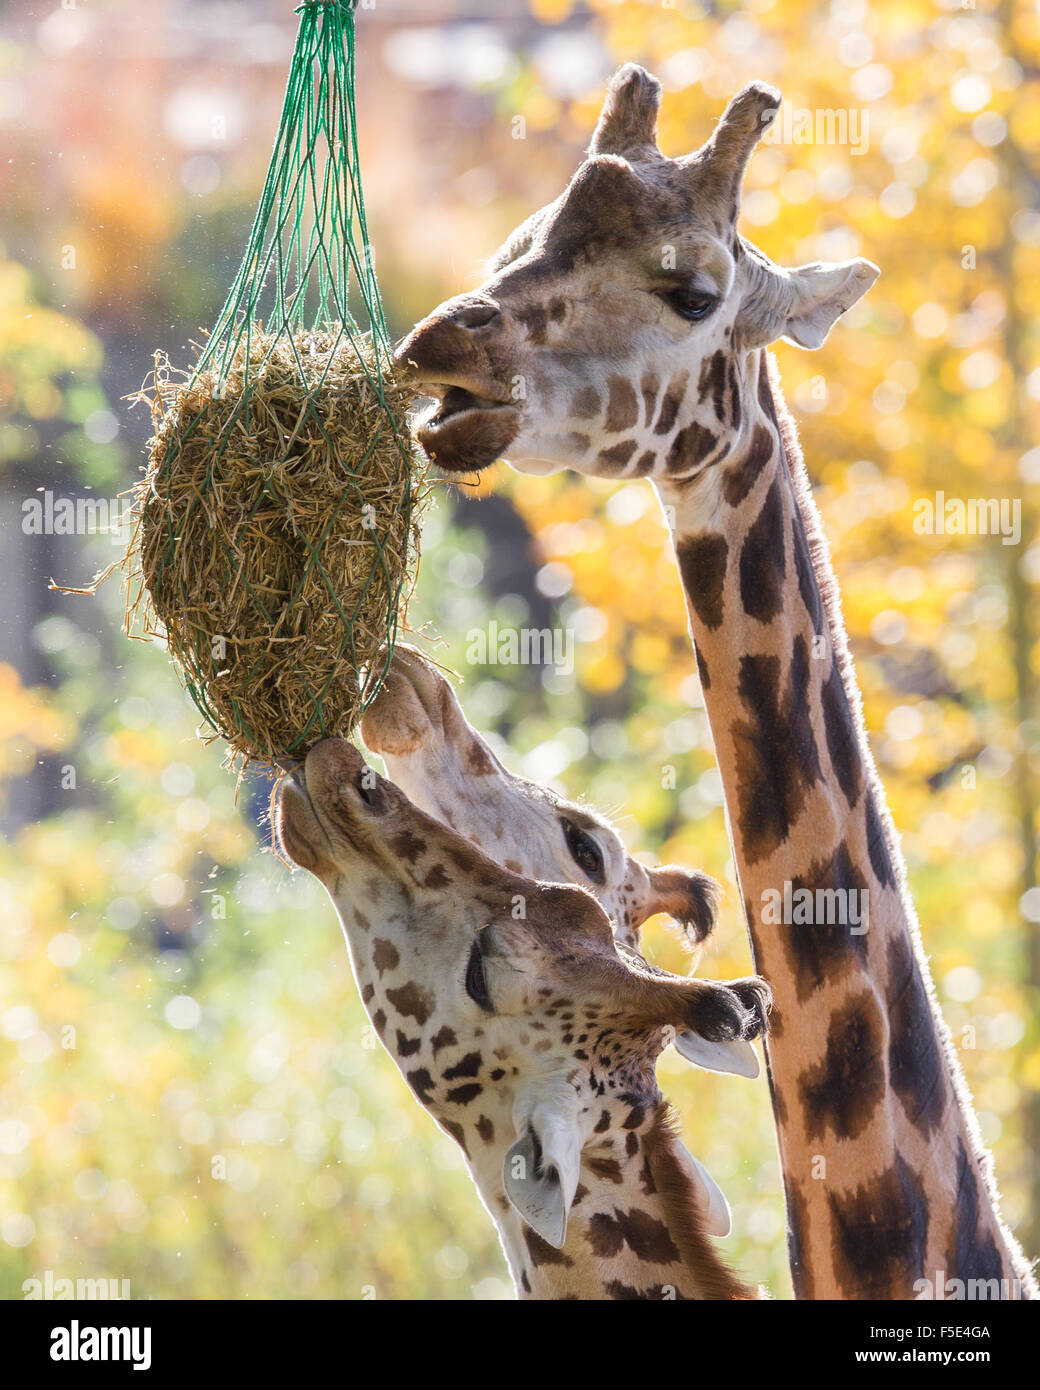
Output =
[
  {"x1": 278, "y1": 741, "x2": 386, "y2": 864},
  {"x1": 361, "y1": 645, "x2": 449, "y2": 756},
  {"x1": 427, "y1": 385, "x2": 512, "y2": 421},
  {"x1": 276, "y1": 765, "x2": 337, "y2": 872},
  {"x1": 415, "y1": 385, "x2": 521, "y2": 473}
]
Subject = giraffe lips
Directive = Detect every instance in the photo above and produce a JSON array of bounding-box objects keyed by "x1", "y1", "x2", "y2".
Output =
[
  {"x1": 416, "y1": 387, "x2": 520, "y2": 474},
  {"x1": 361, "y1": 645, "x2": 448, "y2": 757},
  {"x1": 281, "y1": 744, "x2": 370, "y2": 826},
  {"x1": 428, "y1": 385, "x2": 511, "y2": 422},
  {"x1": 276, "y1": 768, "x2": 335, "y2": 872},
  {"x1": 279, "y1": 740, "x2": 398, "y2": 872}
]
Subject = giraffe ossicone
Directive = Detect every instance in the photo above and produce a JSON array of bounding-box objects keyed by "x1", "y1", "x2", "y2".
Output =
[
  {"x1": 395, "y1": 65, "x2": 878, "y2": 484},
  {"x1": 396, "y1": 67, "x2": 1036, "y2": 1299},
  {"x1": 277, "y1": 738, "x2": 770, "y2": 1296}
]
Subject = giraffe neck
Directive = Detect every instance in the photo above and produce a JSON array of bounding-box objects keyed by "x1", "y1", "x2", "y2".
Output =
[
  {"x1": 346, "y1": 909, "x2": 754, "y2": 1300},
  {"x1": 655, "y1": 350, "x2": 1035, "y2": 1300},
  {"x1": 460, "y1": 1099, "x2": 757, "y2": 1300}
]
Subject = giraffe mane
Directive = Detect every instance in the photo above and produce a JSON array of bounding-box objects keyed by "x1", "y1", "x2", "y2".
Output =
[
  {"x1": 761, "y1": 348, "x2": 908, "y2": 894},
  {"x1": 763, "y1": 351, "x2": 1036, "y2": 1292},
  {"x1": 643, "y1": 1102, "x2": 760, "y2": 1300}
]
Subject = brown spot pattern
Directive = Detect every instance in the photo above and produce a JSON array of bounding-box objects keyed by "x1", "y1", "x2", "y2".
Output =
[
  {"x1": 640, "y1": 373, "x2": 659, "y2": 425},
  {"x1": 588, "y1": 1207, "x2": 680, "y2": 1264},
  {"x1": 406, "y1": 1068, "x2": 436, "y2": 1106},
  {"x1": 828, "y1": 1157, "x2": 929, "y2": 1297},
  {"x1": 739, "y1": 474, "x2": 786, "y2": 623},
  {"x1": 606, "y1": 375, "x2": 639, "y2": 432},
  {"x1": 524, "y1": 1227, "x2": 573, "y2": 1268},
  {"x1": 372, "y1": 938, "x2": 399, "y2": 977},
  {"x1": 722, "y1": 422, "x2": 774, "y2": 507},
  {"x1": 698, "y1": 349, "x2": 727, "y2": 421},
  {"x1": 598, "y1": 439, "x2": 637, "y2": 472},
  {"x1": 886, "y1": 935, "x2": 947, "y2": 1134},
  {"x1": 666, "y1": 421, "x2": 718, "y2": 474},
  {"x1": 430, "y1": 1025, "x2": 457, "y2": 1054},
  {"x1": 799, "y1": 990, "x2": 887, "y2": 1141},
  {"x1": 731, "y1": 642, "x2": 823, "y2": 865},
  {"x1": 385, "y1": 982, "x2": 433, "y2": 1025},
  {"x1": 783, "y1": 839, "x2": 870, "y2": 999},
  {"x1": 676, "y1": 533, "x2": 728, "y2": 630},
  {"x1": 445, "y1": 1083, "x2": 483, "y2": 1105},
  {"x1": 442, "y1": 1051, "x2": 483, "y2": 1081},
  {"x1": 653, "y1": 374, "x2": 686, "y2": 435},
  {"x1": 822, "y1": 656, "x2": 864, "y2": 809}
]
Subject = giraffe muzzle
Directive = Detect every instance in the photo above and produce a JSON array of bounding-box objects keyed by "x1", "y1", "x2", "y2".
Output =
[
  {"x1": 361, "y1": 645, "x2": 465, "y2": 754},
  {"x1": 414, "y1": 390, "x2": 521, "y2": 474}
]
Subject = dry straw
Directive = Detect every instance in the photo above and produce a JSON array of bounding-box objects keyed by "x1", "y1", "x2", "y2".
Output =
[{"x1": 121, "y1": 330, "x2": 426, "y2": 769}]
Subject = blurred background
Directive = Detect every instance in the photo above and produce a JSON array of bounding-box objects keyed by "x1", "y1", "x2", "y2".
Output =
[{"x1": 1, "y1": 0, "x2": 1038, "y2": 1300}]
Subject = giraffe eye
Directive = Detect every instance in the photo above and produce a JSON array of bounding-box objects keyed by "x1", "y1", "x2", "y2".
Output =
[
  {"x1": 562, "y1": 819, "x2": 605, "y2": 883},
  {"x1": 659, "y1": 288, "x2": 717, "y2": 323},
  {"x1": 465, "y1": 941, "x2": 493, "y2": 1013},
  {"x1": 354, "y1": 769, "x2": 387, "y2": 813}
]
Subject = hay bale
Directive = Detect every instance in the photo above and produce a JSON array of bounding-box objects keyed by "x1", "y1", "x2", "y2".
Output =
[{"x1": 127, "y1": 329, "x2": 425, "y2": 768}]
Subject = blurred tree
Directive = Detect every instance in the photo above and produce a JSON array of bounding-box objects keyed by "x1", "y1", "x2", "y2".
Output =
[{"x1": 0, "y1": 252, "x2": 128, "y2": 825}]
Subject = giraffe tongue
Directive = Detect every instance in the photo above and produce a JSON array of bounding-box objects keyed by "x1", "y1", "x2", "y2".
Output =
[
  {"x1": 434, "y1": 386, "x2": 481, "y2": 421},
  {"x1": 432, "y1": 385, "x2": 509, "y2": 423}
]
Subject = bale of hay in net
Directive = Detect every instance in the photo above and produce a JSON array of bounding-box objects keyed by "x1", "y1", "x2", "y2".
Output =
[{"x1": 127, "y1": 329, "x2": 424, "y2": 768}]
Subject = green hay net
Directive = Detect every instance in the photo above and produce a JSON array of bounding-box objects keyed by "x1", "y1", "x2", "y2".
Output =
[{"x1": 129, "y1": 0, "x2": 422, "y2": 770}]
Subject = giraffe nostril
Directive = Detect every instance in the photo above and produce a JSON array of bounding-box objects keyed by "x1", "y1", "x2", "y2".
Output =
[{"x1": 449, "y1": 300, "x2": 500, "y2": 331}]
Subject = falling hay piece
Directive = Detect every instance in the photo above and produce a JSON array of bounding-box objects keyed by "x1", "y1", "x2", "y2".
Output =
[{"x1": 124, "y1": 329, "x2": 426, "y2": 769}]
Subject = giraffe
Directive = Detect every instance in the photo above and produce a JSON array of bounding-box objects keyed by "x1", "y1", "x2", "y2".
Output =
[
  {"x1": 276, "y1": 736, "x2": 771, "y2": 1299},
  {"x1": 392, "y1": 66, "x2": 1037, "y2": 1299},
  {"x1": 360, "y1": 642, "x2": 761, "y2": 1082},
  {"x1": 360, "y1": 644, "x2": 719, "y2": 954}
]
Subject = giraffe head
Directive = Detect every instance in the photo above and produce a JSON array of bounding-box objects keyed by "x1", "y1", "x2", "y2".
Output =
[
  {"x1": 359, "y1": 644, "x2": 717, "y2": 954},
  {"x1": 396, "y1": 66, "x2": 878, "y2": 483},
  {"x1": 277, "y1": 738, "x2": 769, "y2": 1251}
]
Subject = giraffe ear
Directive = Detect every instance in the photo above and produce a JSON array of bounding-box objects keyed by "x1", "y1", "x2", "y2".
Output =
[
  {"x1": 674, "y1": 1142, "x2": 733, "y2": 1238},
  {"x1": 673, "y1": 1028, "x2": 761, "y2": 1079},
  {"x1": 781, "y1": 259, "x2": 880, "y2": 349},
  {"x1": 503, "y1": 1099, "x2": 582, "y2": 1250}
]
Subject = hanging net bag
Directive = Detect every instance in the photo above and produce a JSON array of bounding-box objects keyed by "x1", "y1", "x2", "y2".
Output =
[{"x1": 119, "y1": 0, "x2": 424, "y2": 770}]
